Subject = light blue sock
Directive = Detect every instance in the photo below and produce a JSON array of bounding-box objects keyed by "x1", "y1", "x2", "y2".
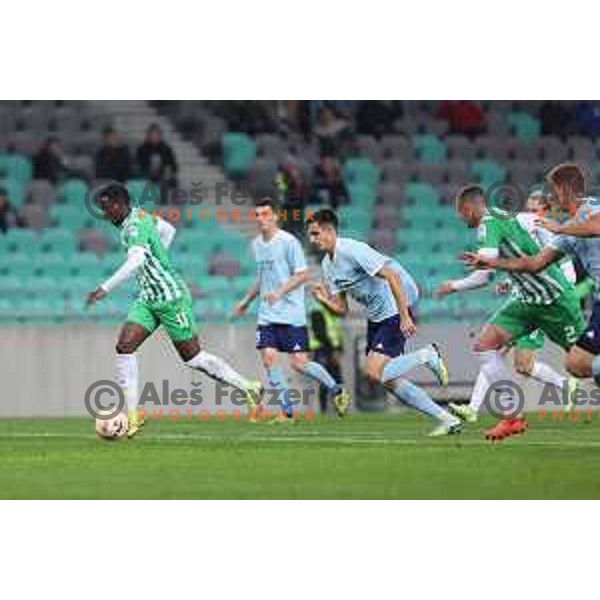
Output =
[
  {"x1": 301, "y1": 361, "x2": 341, "y2": 395},
  {"x1": 592, "y1": 356, "x2": 600, "y2": 386},
  {"x1": 387, "y1": 379, "x2": 450, "y2": 422},
  {"x1": 382, "y1": 347, "x2": 433, "y2": 382},
  {"x1": 266, "y1": 365, "x2": 293, "y2": 417}
]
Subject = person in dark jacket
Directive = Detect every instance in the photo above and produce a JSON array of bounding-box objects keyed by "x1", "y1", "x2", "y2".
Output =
[
  {"x1": 136, "y1": 123, "x2": 178, "y2": 195},
  {"x1": 95, "y1": 126, "x2": 131, "y2": 182},
  {"x1": 33, "y1": 137, "x2": 68, "y2": 183}
]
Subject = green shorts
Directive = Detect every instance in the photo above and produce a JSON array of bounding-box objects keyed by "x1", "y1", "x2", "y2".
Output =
[
  {"x1": 126, "y1": 294, "x2": 195, "y2": 342},
  {"x1": 514, "y1": 329, "x2": 545, "y2": 351},
  {"x1": 490, "y1": 292, "x2": 585, "y2": 351}
]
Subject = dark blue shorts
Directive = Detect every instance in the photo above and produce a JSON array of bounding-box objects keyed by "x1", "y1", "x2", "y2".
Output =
[
  {"x1": 256, "y1": 324, "x2": 309, "y2": 353},
  {"x1": 366, "y1": 314, "x2": 406, "y2": 358},
  {"x1": 576, "y1": 301, "x2": 600, "y2": 355}
]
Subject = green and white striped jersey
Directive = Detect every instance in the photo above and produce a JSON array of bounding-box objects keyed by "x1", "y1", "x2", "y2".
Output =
[
  {"x1": 477, "y1": 212, "x2": 573, "y2": 305},
  {"x1": 119, "y1": 208, "x2": 189, "y2": 305}
]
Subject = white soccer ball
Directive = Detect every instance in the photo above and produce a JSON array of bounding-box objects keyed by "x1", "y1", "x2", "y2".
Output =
[{"x1": 96, "y1": 411, "x2": 129, "y2": 440}]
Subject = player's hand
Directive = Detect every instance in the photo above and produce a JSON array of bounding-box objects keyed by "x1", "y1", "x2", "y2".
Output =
[
  {"x1": 231, "y1": 301, "x2": 247, "y2": 317},
  {"x1": 435, "y1": 281, "x2": 455, "y2": 298},
  {"x1": 86, "y1": 287, "x2": 107, "y2": 307},
  {"x1": 264, "y1": 290, "x2": 282, "y2": 306},
  {"x1": 461, "y1": 252, "x2": 495, "y2": 270},
  {"x1": 400, "y1": 313, "x2": 417, "y2": 337},
  {"x1": 495, "y1": 282, "x2": 511, "y2": 295},
  {"x1": 536, "y1": 218, "x2": 564, "y2": 234},
  {"x1": 311, "y1": 283, "x2": 328, "y2": 302}
]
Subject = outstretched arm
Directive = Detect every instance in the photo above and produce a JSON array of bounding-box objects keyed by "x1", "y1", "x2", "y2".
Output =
[
  {"x1": 538, "y1": 213, "x2": 600, "y2": 238},
  {"x1": 462, "y1": 247, "x2": 560, "y2": 274}
]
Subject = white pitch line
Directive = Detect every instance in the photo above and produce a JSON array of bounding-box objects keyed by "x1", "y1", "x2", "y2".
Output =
[{"x1": 3, "y1": 431, "x2": 600, "y2": 448}]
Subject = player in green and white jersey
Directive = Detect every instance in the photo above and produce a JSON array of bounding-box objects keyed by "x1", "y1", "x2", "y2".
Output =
[
  {"x1": 86, "y1": 184, "x2": 261, "y2": 437},
  {"x1": 436, "y1": 184, "x2": 585, "y2": 441}
]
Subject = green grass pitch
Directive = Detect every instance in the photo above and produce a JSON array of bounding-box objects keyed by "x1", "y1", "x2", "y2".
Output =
[{"x1": 1, "y1": 412, "x2": 600, "y2": 499}]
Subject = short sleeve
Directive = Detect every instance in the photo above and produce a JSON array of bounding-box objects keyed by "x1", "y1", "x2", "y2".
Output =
[
  {"x1": 477, "y1": 216, "x2": 501, "y2": 259},
  {"x1": 547, "y1": 234, "x2": 573, "y2": 257},
  {"x1": 286, "y1": 236, "x2": 307, "y2": 273},
  {"x1": 348, "y1": 240, "x2": 387, "y2": 276},
  {"x1": 123, "y1": 217, "x2": 151, "y2": 251}
]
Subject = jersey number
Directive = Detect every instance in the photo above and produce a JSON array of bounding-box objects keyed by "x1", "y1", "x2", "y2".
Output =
[
  {"x1": 564, "y1": 325, "x2": 579, "y2": 345},
  {"x1": 175, "y1": 312, "x2": 189, "y2": 328}
]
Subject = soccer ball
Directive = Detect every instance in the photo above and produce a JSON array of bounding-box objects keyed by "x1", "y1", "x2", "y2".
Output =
[{"x1": 96, "y1": 411, "x2": 129, "y2": 440}]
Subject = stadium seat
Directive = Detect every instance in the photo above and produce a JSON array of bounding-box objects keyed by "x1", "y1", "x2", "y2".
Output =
[
  {"x1": 0, "y1": 178, "x2": 25, "y2": 206},
  {"x1": 413, "y1": 134, "x2": 447, "y2": 164},
  {"x1": 222, "y1": 132, "x2": 257, "y2": 180},
  {"x1": 470, "y1": 160, "x2": 507, "y2": 189},
  {"x1": 60, "y1": 178, "x2": 88, "y2": 205},
  {"x1": 342, "y1": 158, "x2": 380, "y2": 189},
  {"x1": 507, "y1": 112, "x2": 541, "y2": 143}
]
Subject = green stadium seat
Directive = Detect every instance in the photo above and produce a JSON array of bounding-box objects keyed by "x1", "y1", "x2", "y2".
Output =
[
  {"x1": 347, "y1": 182, "x2": 376, "y2": 206},
  {"x1": 222, "y1": 133, "x2": 257, "y2": 180},
  {"x1": 50, "y1": 204, "x2": 90, "y2": 229},
  {"x1": 470, "y1": 160, "x2": 507, "y2": 189},
  {"x1": 3, "y1": 228, "x2": 42, "y2": 253},
  {"x1": 60, "y1": 179, "x2": 88, "y2": 205},
  {"x1": 127, "y1": 179, "x2": 157, "y2": 205},
  {"x1": 0, "y1": 178, "x2": 26, "y2": 206},
  {"x1": 343, "y1": 158, "x2": 380, "y2": 189},
  {"x1": 404, "y1": 182, "x2": 439, "y2": 205},
  {"x1": 39, "y1": 229, "x2": 76, "y2": 254},
  {"x1": 507, "y1": 112, "x2": 541, "y2": 143},
  {"x1": 413, "y1": 134, "x2": 447, "y2": 164},
  {"x1": 0, "y1": 154, "x2": 32, "y2": 185}
]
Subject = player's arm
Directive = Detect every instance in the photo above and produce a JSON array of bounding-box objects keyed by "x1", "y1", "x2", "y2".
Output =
[
  {"x1": 155, "y1": 216, "x2": 176, "y2": 249},
  {"x1": 538, "y1": 213, "x2": 600, "y2": 238},
  {"x1": 264, "y1": 237, "x2": 310, "y2": 305},
  {"x1": 233, "y1": 278, "x2": 260, "y2": 316},
  {"x1": 86, "y1": 247, "x2": 146, "y2": 306},
  {"x1": 376, "y1": 265, "x2": 416, "y2": 336},
  {"x1": 436, "y1": 267, "x2": 493, "y2": 298},
  {"x1": 312, "y1": 283, "x2": 348, "y2": 316},
  {"x1": 462, "y1": 246, "x2": 561, "y2": 274}
]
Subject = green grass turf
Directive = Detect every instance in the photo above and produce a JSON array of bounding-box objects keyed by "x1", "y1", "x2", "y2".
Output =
[{"x1": 0, "y1": 412, "x2": 600, "y2": 499}]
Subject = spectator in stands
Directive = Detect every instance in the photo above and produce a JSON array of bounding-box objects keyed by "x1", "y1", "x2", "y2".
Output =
[
  {"x1": 219, "y1": 101, "x2": 278, "y2": 135},
  {"x1": 136, "y1": 123, "x2": 178, "y2": 195},
  {"x1": 311, "y1": 156, "x2": 349, "y2": 208},
  {"x1": 355, "y1": 101, "x2": 402, "y2": 138},
  {"x1": 313, "y1": 103, "x2": 353, "y2": 156},
  {"x1": 0, "y1": 187, "x2": 22, "y2": 234},
  {"x1": 95, "y1": 126, "x2": 131, "y2": 182},
  {"x1": 436, "y1": 101, "x2": 486, "y2": 137},
  {"x1": 540, "y1": 101, "x2": 573, "y2": 138},
  {"x1": 276, "y1": 161, "x2": 311, "y2": 238},
  {"x1": 33, "y1": 137, "x2": 69, "y2": 183},
  {"x1": 574, "y1": 101, "x2": 600, "y2": 136}
]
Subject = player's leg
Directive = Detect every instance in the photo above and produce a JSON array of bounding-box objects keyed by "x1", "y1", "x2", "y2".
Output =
[
  {"x1": 365, "y1": 351, "x2": 460, "y2": 436},
  {"x1": 258, "y1": 341, "x2": 293, "y2": 420},
  {"x1": 565, "y1": 300, "x2": 600, "y2": 381},
  {"x1": 513, "y1": 332, "x2": 577, "y2": 409},
  {"x1": 287, "y1": 325, "x2": 349, "y2": 417},
  {"x1": 118, "y1": 300, "x2": 159, "y2": 437},
  {"x1": 162, "y1": 296, "x2": 261, "y2": 417}
]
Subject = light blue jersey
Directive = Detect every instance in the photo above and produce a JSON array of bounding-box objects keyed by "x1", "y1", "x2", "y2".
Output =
[
  {"x1": 321, "y1": 237, "x2": 419, "y2": 322},
  {"x1": 253, "y1": 229, "x2": 308, "y2": 326},
  {"x1": 549, "y1": 197, "x2": 600, "y2": 300}
]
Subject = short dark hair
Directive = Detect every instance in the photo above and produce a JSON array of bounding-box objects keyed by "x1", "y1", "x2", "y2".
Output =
[
  {"x1": 547, "y1": 162, "x2": 587, "y2": 198},
  {"x1": 255, "y1": 197, "x2": 279, "y2": 212},
  {"x1": 96, "y1": 183, "x2": 131, "y2": 208},
  {"x1": 456, "y1": 184, "x2": 485, "y2": 208},
  {"x1": 307, "y1": 208, "x2": 338, "y2": 230}
]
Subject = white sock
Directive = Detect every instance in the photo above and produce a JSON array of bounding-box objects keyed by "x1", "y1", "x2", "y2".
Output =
[
  {"x1": 478, "y1": 350, "x2": 512, "y2": 383},
  {"x1": 185, "y1": 351, "x2": 250, "y2": 391},
  {"x1": 115, "y1": 354, "x2": 139, "y2": 413},
  {"x1": 469, "y1": 370, "x2": 490, "y2": 414},
  {"x1": 530, "y1": 360, "x2": 567, "y2": 390}
]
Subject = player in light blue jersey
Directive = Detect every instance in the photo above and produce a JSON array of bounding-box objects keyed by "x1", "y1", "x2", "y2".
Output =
[
  {"x1": 234, "y1": 198, "x2": 349, "y2": 420},
  {"x1": 465, "y1": 163, "x2": 600, "y2": 384},
  {"x1": 306, "y1": 208, "x2": 462, "y2": 436}
]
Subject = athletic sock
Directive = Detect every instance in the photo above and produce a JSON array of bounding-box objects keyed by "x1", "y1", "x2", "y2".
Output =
[
  {"x1": 300, "y1": 361, "x2": 342, "y2": 395},
  {"x1": 592, "y1": 355, "x2": 600, "y2": 386},
  {"x1": 530, "y1": 360, "x2": 568, "y2": 391},
  {"x1": 185, "y1": 351, "x2": 250, "y2": 391},
  {"x1": 267, "y1": 365, "x2": 293, "y2": 417},
  {"x1": 469, "y1": 370, "x2": 490, "y2": 414},
  {"x1": 387, "y1": 379, "x2": 455, "y2": 422},
  {"x1": 115, "y1": 354, "x2": 139, "y2": 414},
  {"x1": 381, "y1": 346, "x2": 436, "y2": 382},
  {"x1": 477, "y1": 351, "x2": 518, "y2": 416}
]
